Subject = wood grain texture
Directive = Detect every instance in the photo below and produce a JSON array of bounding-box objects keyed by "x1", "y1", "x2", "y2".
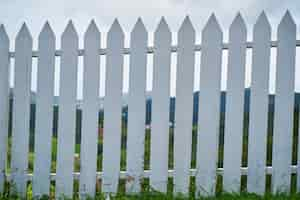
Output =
[
  {"x1": 272, "y1": 11, "x2": 296, "y2": 194},
  {"x1": 149, "y1": 17, "x2": 172, "y2": 193},
  {"x1": 0, "y1": 25, "x2": 10, "y2": 193},
  {"x1": 55, "y1": 21, "x2": 79, "y2": 198},
  {"x1": 173, "y1": 16, "x2": 195, "y2": 194},
  {"x1": 11, "y1": 23, "x2": 32, "y2": 196},
  {"x1": 223, "y1": 13, "x2": 247, "y2": 193},
  {"x1": 33, "y1": 22, "x2": 56, "y2": 197},
  {"x1": 247, "y1": 12, "x2": 271, "y2": 194},
  {"x1": 126, "y1": 18, "x2": 148, "y2": 193},
  {"x1": 79, "y1": 20, "x2": 101, "y2": 198},
  {"x1": 196, "y1": 15, "x2": 223, "y2": 197},
  {"x1": 102, "y1": 19, "x2": 124, "y2": 194}
]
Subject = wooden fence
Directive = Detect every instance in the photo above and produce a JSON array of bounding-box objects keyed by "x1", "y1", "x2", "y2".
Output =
[{"x1": 0, "y1": 11, "x2": 299, "y2": 198}]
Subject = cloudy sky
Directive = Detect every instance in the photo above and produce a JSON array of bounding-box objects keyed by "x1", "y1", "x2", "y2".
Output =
[{"x1": 0, "y1": 0, "x2": 300, "y2": 97}]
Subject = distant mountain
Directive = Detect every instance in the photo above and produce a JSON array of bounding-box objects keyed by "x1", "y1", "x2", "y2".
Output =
[
  {"x1": 112, "y1": 88, "x2": 300, "y2": 125},
  {"x1": 8, "y1": 88, "x2": 300, "y2": 132},
  {"x1": 6, "y1": 88, "x2": 300, "y2": 148}
]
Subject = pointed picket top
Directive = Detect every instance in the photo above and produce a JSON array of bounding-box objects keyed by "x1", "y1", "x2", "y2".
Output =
[
  {"x1": 202, "y1": 14, "x2": 222, "y2": 40},
  {"x1": 108, "y1": 19, "x2": 124, "y2": 39},
  {"x1": 62, "y1": 20, "x2": 78, "y2": 40},
  {"x1": 180, "y1": 16, "x2": 194, "y2": 30},
  {"x1": 254, "y1": 11, "x2": 271, "y2": 35},
  {"x1": 0, "y1": 24, "x2": 9, "y2": 45},
  {"x1": 16, "y1": 23, "x2": 32, "y2": 42},
  {"x1": 155, "y1": 17, "x2": 171, "y2": 35},
  {"x1": 85, "y1": 20, "x2": 100, "y2": 36},
  {"x1": 229, "y1": 12, "x2": 247, "y2": 39},
  {"x1": 154, "y1": 17, "x2": 171, "y2": 46},
  {"x1": 84, "y1": 19, "x2": 100, "y2": 40},
  {"x1": 278, "y1": 10, "x2": 296, "y2": 35},
  {"x1": 131, "y1": 17, "x2": 147, "y2": 37},
  {"x1": 39, "y1": 21, "x2": 55, "y2": 41},
  {"x1": 178, "y1": 16, "x2": 195, "y2": 36}
]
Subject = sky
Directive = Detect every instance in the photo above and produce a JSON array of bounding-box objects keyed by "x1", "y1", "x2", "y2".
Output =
[{"x1": 0, "y1": 0, "x2": 300, "y2": 98}]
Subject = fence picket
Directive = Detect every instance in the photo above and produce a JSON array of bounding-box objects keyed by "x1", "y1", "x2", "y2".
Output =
[
  {"x1": 102, "y1": 19, "x2": 124, "y2": 194},
  {"x1": 0, "y1": 13, "x2": 298, "y2": 198},
  {"x1": 32, "y1": 22, "x2": 56, "y2": 197},
  {"x1": 196, "y1": 15, "x2": 223, "y2": 197},
  {"x1": 247, "y1": 12, "x2": 271, "y2": 194},
  {"x1": 272, "y1": 11, "x2": 296, "y2": 193},
  {"x1": 79, "y1": 20, "x2": 101, "y2": 198},
  {"x1": 11, "y1": 23, "x2": 32, "y2": 196},
  {"x1": 149, "y1": 18, "x2": 172, "y2": 193},
  {"x1": 0, "y1": 25, "x2": 10, "y2": 193},
  {"x1": 126, "y1": 18, "x2": 148, "y2": 193},
  {"x1": 173, "y1": 16, "x2": 195, "y2": 194},
  {"x1": 55, "y1": 21, "x2": 79, "y2": 198},
  {"x1": 222, "y1": 13, "x2": 247, "y2": 193}
]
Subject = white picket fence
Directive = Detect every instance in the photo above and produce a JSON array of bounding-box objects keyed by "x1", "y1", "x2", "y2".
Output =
[{"x1": 0, "y1": 11, "x2": 299, "y2": 198}]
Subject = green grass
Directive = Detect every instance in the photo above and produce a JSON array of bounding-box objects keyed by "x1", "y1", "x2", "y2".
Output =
[
  {"x1": 1, "y1": 181, "x2": 300, "y2": 200},
  {"x1": 107, "y1": 192, "x2": 300, "y2": 200},
  {"x1": 2, "y1": 108, "x2": 300, "y2": 199}
]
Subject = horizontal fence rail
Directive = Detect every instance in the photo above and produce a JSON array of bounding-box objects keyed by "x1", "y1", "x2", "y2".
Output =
[
  {"x1": 4, "y1": 165, "x2": 299, "y2": 182},
  {"x1": 7, "y1": 40, "x2": 300, "y2": 58},
  {"x1": 0, "y1": 11, "x2": 300, "y2": 199}
]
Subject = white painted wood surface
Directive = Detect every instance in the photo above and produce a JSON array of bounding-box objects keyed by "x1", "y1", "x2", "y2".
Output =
[
  {"x1": 102, "y1": 19, "x2": 124, "y2": 194},
  {"x1": 0, "y1": 14, "x2": 299, "y2": 197},
  {"x1": 11, "y1": 23, "x2": 32, "y2": 196},
  {"x1": 55, "y1": 21, "x2": 79, "y2": 198},
  {"x1": 222, "y1": 13, "x2": 247, "y2": 193},
  {"x1": 173, "y1": 16, "x2": 195, "y2": 194},
  {"x1": 247, "y1": 12, "x2": 271, "y2": 195},
  {"x1": 272, "y1": 11, "x2": 296, "y2": 194},
  {"x1": 149, "y1": 17, "x2": 172, "y2": 193},
  {"x1": 0, "y1": 25, "x2": 10, "y2": 193},
  {"x1": 79, "y1": 20, "x2": 101, "y2": 198},
  {"x1": 32, "y1": 22, "x2": 56, "y2": 197},
  {"x1": 196, "y1": 15, "x2": 223, "y2": 197},
  {"x1": 126, "y1": 18, "x2": 148, "y2": 193}
]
